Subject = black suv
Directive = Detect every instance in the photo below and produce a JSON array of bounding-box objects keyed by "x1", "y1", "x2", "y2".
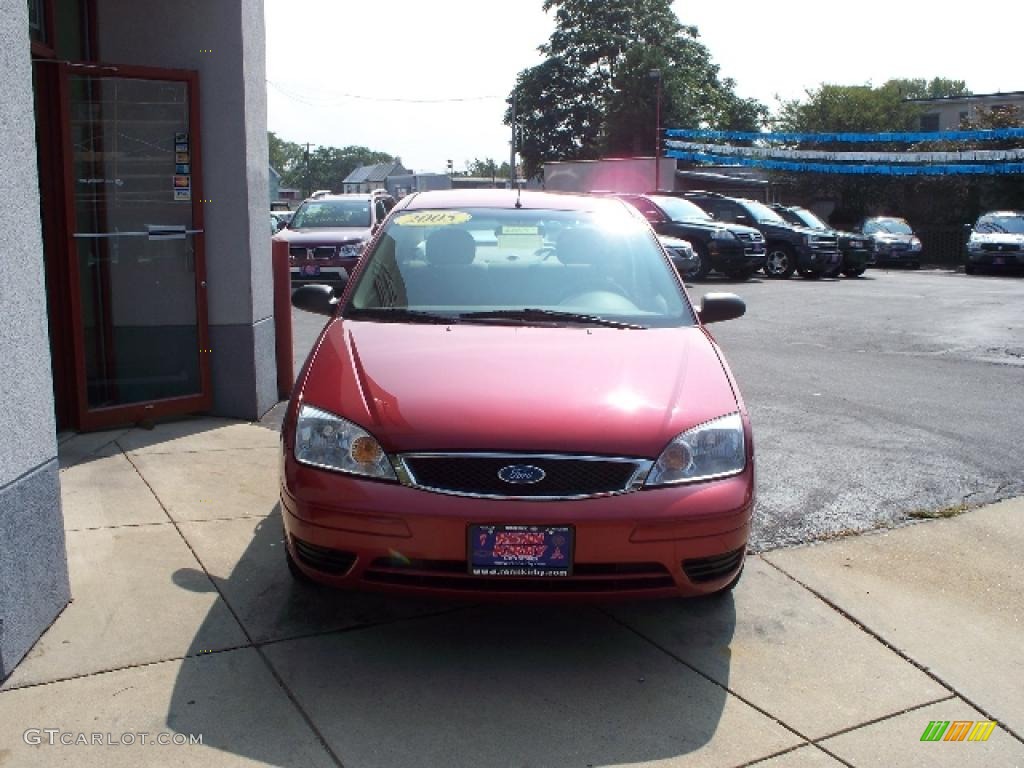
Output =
[
  {"x1": 614, "y1": 193, "x2": 766, "y2": 279},
  {"x1": 770, "y1": 204, "x2": 874, "y2": 277},
  {"x1": 681, "y1": 192, "x2": 840, "y2": 279}
]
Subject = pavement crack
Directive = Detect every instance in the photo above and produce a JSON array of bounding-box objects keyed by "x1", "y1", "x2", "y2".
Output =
[
  {"x1": 596, "y1": 605, "x2": 817, "y2": 752},
  {"x1": 761, "y1": 557, "x2": 1024, "y2": 746},
  {"x1": 119, "y1": 446, "x2": 348, "y2": 768}
]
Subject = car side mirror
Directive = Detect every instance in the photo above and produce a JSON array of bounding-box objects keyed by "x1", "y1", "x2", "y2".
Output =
[
  {"x1": 275, "y1": 219, "x2": 288, "y2": 232},
  {"x1": 962, "y1": 223, "x2": 973, "y2": 233},
  {"x1": 698, "y1": 292, "x2": 745, "y2": 324},
  {"x1": 291, "y1": 284, "x2": 341, "y2": 316}
]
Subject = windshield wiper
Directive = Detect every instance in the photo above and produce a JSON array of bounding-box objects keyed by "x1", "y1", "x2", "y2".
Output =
[
  {"x1": 345, "y1": 307, "x2": 459, "y2": 324},
  {"x1": 458, "y1": 308, "x2": 647, "y2": 329}
]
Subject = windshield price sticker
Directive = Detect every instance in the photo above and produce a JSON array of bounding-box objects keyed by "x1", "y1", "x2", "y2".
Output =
[{"x1": 394, "y1": 211, "x2": 472, "y2": 227}]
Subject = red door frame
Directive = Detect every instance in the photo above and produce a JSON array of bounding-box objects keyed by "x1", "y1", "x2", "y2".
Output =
[{"x1": 57, "y1": 63, "x2": 212, "y2": 431}]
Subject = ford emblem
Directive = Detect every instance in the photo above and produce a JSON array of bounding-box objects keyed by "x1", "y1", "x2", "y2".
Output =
[{"x1": 497, "y1": 464, "x2": 546, "y2": 484}]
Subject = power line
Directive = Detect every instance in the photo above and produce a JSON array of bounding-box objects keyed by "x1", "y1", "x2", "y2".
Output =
[{"x1": 266, "y1": 79, "x2": 503, "y2": 105}]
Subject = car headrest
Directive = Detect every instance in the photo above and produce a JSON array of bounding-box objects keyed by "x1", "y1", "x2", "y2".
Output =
[
  {"x1": 425, "y1": 228, "x2": 476, "y2": 266},
  {"x1": 556, "y1": 228, "x2": 609, "y2": 266}
]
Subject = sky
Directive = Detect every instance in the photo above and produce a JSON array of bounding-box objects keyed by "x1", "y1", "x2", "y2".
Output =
[{"x1": 265, "y1": 0, "x2": 1023, "y2": 176}]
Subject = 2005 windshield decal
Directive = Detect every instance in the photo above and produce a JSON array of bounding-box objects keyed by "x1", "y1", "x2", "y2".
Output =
[{"x1": 393, "y1": 211, "x2": 472, "y2": 227}]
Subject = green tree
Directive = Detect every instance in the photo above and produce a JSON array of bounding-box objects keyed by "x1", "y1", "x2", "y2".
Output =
[
  {"x1": 304, "y1": 146, "x2": 394, "y2": 192},
  {"x1": 268, "y1": 131, "x2": 304, "y2": 184},
  {"x1": 506, "y1": 0, "x2": 767, "y2": 178},
  {"x1": 776, "y1": 79, "x2": 971, "y2": 137},
  {"x1": 268, "y1": 134, "x2": 394, "y2": 194},
  {"x1": 465, "y1": 158, "x2": 512, "y2": 179}
]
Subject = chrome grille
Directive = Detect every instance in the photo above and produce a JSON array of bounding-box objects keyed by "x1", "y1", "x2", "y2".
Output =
[
  {"x1": 395, "y1": 453, "x2": 652, "y2": 500},
  {"x1": 288, "y1": 245, "x2": 340, "y2": 260}
]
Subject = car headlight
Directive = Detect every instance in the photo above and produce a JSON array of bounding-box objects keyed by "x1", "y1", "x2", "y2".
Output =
[
  {"x1": 850, "y1": 239, "x2": 865, "y2": 249},
  {"x1": 910, "y1": 236, "x2": 922, "y2": 252},
  {"x1": 340, "y1": 240, "x2": 367, "y2": 258},
  {"x1": 294, "y1": 405, "x2": 396, "y2": 481},
  {"x1": 710, "y1": 229, "x2": 736, "y2": 241},
  {"x1": 645, "y1": 413, "x2": 746, "y2": 487}
]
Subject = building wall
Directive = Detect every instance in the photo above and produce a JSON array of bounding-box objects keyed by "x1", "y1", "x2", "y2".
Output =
[
  {"x1": 0, "y1": 1, "x2": 70, "y2": 680},
  {"x1": 96, "y1": 0, "x2": 276, "y2": 419},
  {"x1": 916, "y1": 93, "x2": 1024, "y2": 131}
]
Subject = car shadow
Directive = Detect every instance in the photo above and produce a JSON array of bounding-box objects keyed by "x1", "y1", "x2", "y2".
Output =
[{"x1": 166, "y1": 508, "x2": 738, "y2": 766}]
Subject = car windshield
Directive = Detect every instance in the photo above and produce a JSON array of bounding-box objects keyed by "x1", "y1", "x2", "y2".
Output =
[
  {"x1": 975, "y1": 214, "x2": 1024, "y2": 234},
  {"x1": 741, "y1": 199, "x2": 788, "y2": 225},
  {"x1": 290, "y1": 199, "x2": 371, "y2": 229},
  {"x1": 864, "y1": 218, "x2": 912, "y2": 235},
  {"x1": 791, "y1": 208, "x2": 828, "y2": 231},
  {"x1": 649, "y1": 196, "x2": 715, "y2": 223},
  {"x1": 345, "y1": 206, "x2": 693, "y2": 328}
]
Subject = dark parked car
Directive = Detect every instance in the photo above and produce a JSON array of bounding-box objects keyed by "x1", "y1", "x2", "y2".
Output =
[
  {"x1": 856, "y1": 216, "x2": 922, "y2": 268},
  {"x1": 282, "y1": 190, "x2": 753, "y2": 599},
  {"x1": 615, "y1": 193, "x2": 766, "y2": 280},
  {"x1": 964, "y1": 211, "x2": 1024, "y2": 274},
  {"x1": 770, "y1": 204, "x2": 874, "y2": 277},
  {"x1": 681, "y1": 192, "x2": 840, "y2": 279},
  {"x1": 274, "y1": 193, "x2": 395, "y2": 280}
]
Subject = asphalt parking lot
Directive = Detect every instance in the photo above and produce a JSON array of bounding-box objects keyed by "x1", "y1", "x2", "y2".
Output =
[{"x1": 290, "y1": 268, "x2": 1023, "y2": 551}]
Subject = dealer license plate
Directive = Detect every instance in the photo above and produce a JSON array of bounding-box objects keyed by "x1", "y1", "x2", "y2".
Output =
[
  {"x1": 301, "y1": 264, "x2": 321, "y2": 276},
  {"x1": 993, "y1": 257, "x2": 1006, "y2": 265},
  {"x1": 469, "y1": 524, "x2": 573, "y2": 577}
]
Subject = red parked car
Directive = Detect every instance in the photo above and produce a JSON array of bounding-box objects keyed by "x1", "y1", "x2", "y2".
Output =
[
  {"x1": 274, "y1": 193, "x2": 394, "y2": 280},
  {"x1": 281, "y1": 189, "x2": 754, "y2": 599}
]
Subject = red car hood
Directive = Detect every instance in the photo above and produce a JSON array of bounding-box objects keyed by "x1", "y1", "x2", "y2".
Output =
[
  {"x1": 277, "y1": 227, "x2": 372, "y2": 244},
  {"x1": 299, "y1": 321, "x2": 739, "y2": 457}
]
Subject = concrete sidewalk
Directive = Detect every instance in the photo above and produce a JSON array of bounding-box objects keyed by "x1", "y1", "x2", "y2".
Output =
[{"x1": 0, "y1": 417, "x2": 1021, "y2": 768}]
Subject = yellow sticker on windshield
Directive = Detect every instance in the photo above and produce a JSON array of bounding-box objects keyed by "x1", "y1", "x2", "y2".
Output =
[{"x1": 393, "y1": 211, "x2": 472, "y2": 227}]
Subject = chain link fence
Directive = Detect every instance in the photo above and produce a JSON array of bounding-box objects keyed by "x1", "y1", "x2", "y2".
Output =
[{"x1": 917, "y1": 225, "x2": 967, "y2": 267}]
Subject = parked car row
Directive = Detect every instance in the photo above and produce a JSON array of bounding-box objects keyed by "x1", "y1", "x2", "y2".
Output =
[{"x1": 272, "y1": 188, "x2": 1022, "y2": 283}]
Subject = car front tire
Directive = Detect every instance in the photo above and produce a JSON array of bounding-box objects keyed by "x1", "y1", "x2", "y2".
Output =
[{"x1": 764, "y1": 246, "x2": 796, "y2": 279}]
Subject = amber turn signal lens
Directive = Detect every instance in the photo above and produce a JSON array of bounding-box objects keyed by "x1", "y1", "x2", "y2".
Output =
[
  {"x1": 350, "y1": 435, "x2": 382, "y2": 464},
  {"x1": 659, "y1": 443, "x2": 692, "y2": 471}
]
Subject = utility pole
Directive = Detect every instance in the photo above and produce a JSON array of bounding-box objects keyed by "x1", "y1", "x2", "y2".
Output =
[
  {"x1": 508, "y1": 91, "x2": 517, "y2": 189},
  {"x1": 649, "y1": 70, "x2": 663, "y2": 192},
  {"x1": 303, "y1": 142, "x2": 313, "y2": 199}
]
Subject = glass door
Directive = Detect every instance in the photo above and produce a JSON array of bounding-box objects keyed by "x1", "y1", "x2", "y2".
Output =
[{"x1": 60, "y1": 66, "x2": 210, "y2": 430}]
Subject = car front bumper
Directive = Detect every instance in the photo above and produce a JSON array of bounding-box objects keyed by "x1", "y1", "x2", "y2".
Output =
[
  {"x1": 289, "y1": 257, "x2": 359, "y2": 280},
  {"x1": 281, "y1": 461, "x2": 754, "y2": 600},
  {"x1": 796, "y1": 246, "x2": 842, "y2": 274},
  {"x1": 709, "y1": 241, "x2": 766, "y2": 272},
  {"x1": 966, "y1": 250, "x2": 1024, "y2": 267}
]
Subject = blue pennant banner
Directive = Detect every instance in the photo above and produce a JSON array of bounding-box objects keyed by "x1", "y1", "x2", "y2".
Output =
[
  {"x1": 664, "y1": 128, "x2": 1024, "y2": 144},
  {"x1": 665, "y1": 150, "x2": 1024, "y2": 175}
]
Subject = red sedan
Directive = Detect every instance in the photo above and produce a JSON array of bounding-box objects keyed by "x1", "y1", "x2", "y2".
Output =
[{"x1": 281, "y1": 189, "x2": 753, "y2": 599}]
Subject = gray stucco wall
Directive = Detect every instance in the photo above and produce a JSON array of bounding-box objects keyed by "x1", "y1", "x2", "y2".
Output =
[
  {"x1": 97, "y1": 0, "x2": 276, "y2": 419},
  {"x1": 0, "y1": 2, "x2": 70, "y2": 681}
]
